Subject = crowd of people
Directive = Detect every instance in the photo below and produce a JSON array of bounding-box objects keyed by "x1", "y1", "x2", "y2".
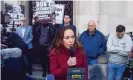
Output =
[{"x1": 1, "y1": 14, "x2": 133, "y2": 80}]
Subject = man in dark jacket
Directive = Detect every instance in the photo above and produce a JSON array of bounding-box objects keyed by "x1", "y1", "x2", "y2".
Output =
[
  {"x1": 79, "y1": 20, "x2": 107, "y2": 65},
  {"x1": 36, "y1": 23, "x2": 55, "y2": 77},
  {"x1": 57, "y1": 15, "x2": 76, "y2": 34},
  {"x1": 79, "y1": 20, "x2": 107, "y2": 79}
]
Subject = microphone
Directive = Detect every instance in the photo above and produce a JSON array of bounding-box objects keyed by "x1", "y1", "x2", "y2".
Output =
[
  {"x1": 69, "y1": 46, "x2": 75, "y2": 68},
  {"x1": 67, "y1": 47, "x2": 86, "y2": 80},
  {"x1": 69, "y1": 46, "x2": 75, "y2": 57}
]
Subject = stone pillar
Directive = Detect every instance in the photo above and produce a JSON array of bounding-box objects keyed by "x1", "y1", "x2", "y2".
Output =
[
  {"x1": 73, "y1": 1, "x2": 79, "y2": 36},
  {"x1": 99, "y1": 1, "x2": 133, "y2": 35},
  {"x1": 126, "y1": 1, "x2": 133, "y2": 32},
  {"x1": 98, "y1": 1, "x2": 110, "y2": 36},
  {"x1": 73, "y1": 1, "x2": 99, "y2": 36},
  {"x1": 74, "y1": 1, "x2": 133, "y2": 36}
]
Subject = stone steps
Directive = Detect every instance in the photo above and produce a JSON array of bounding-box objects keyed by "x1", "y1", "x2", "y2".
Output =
[{"x1": 26, "y1": 64, "x2": 48, "y2": 80}]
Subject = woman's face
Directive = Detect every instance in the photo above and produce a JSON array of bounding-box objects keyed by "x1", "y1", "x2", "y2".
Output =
[{"x1": 63, "y1": 29, "x2": 75, "y2": 49}]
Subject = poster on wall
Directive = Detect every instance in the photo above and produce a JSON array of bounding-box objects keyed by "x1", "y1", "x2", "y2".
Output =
[
  {"x1": 5, "y1": 3, "x2": 25, "y2": 27},
  {"x1": 55, "y1": 4, "x2": 64, "y2": 24},
  {"x1": 32, "y1": 0, "x2": 64, "y2": 24},
  {"x1": 32, "y1": 0, "x2": 55, "y2": 23}
]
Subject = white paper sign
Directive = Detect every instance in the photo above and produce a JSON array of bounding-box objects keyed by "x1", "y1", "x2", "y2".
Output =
[{"x1": 55, "y1": 4, "x2": 65, "y2": 24}]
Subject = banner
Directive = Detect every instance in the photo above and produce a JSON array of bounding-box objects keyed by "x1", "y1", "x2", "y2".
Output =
[
  {"x1": 5, "y1": 3, "x2": 25, "y2": 27},
  {"x1": 32, "y1": 1, "x2": 64, "y2": 24},
  {"x1": 32, "y1": 1, "x2": 55, "y2": 23},
  {"x1": 55, "y1": 4, "x2": 64, "y2": 24}
]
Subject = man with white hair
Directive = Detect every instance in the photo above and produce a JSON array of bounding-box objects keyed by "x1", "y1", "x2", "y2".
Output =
[
  {"x1": 79, "y1": 20, "x2": 107, "y2": 79},
  {"x1": 79, "y1": 20, "x2": 106, "y2": 65}
]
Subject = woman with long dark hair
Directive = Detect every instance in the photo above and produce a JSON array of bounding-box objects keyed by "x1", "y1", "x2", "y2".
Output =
[{"x1": 50, "y1": 26, "x2": 89, "y2": 80}]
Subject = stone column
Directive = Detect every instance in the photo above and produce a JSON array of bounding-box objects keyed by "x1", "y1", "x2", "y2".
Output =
[
  {"x1": 73, "y1": 1, "x2": 100, "y2": 36},
  {"x1": 98, "y1": 1, "x2": 109, "y2": 36},
  {"x1": 125, "y1": 1, "x2": 133, "y2": 32},
  {"x1": 99, "y1": 1, "x2": 133, "y2": 35}
]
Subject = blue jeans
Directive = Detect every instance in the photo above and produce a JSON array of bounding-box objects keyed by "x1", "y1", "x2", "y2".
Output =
[
  {"x1": 88, "y1": 59, "x2": 98, "y2": 79},
  {"x1": 88, "y1": 58, "x2": 98, "y2": 65},
  {"x1": 108, "y1": 62, "x2": 126, "y2": 80}
]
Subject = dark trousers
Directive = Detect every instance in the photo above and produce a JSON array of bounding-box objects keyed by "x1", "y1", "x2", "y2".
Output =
[
  {"x1": 39, "y1": 46, "x2": 50, "y2": 75},
  {"x1": 32, "y1": 43, "x2": 40, "y2": 62},
  {"x1": 24, "y1": 49, "x2": 33, "y2": 73}
]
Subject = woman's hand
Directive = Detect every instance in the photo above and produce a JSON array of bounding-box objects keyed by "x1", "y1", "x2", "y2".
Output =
[{"x1": 67, "y1": 57, "x2": 76, "y2": 66}]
